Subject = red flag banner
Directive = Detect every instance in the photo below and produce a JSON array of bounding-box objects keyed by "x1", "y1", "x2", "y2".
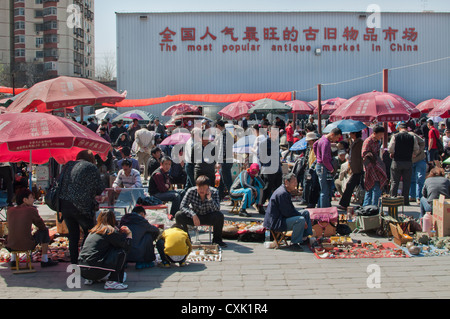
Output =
[{"x1": 103, "y1": 92, "x2": 294, "y2": 107}]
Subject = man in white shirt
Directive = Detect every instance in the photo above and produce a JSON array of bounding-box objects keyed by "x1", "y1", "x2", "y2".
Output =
[
  {"x1": 134, "y1": 125, "x2": 156, "y2": 180},
  {"x1": 113, "y1": 159, "x2": 143, "y2": 190}
]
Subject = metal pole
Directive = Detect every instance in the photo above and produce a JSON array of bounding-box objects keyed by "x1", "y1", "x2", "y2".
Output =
[
  {"x1": 317, "y1": 84, "x2": 322, "y2": 135},
  {"x1": 382, "y1": 69, "x2": 389, "y2": 148}
]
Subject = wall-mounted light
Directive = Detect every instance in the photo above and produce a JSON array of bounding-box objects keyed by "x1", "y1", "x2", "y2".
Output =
[{"x1": 315, "y1": 48, "x2": 322, "y2": 56}]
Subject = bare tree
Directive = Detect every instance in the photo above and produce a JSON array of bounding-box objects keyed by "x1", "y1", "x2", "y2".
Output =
[{"x1": 96, "y1": 50, "x2": 116, "y2": 82}]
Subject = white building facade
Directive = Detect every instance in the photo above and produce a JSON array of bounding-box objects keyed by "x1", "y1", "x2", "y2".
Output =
[{"x1": 116, "y1": 11, "x2": 450, "y2": 118}]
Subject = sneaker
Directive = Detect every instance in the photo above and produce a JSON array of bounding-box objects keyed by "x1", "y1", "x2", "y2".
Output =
[
  {"x1": 179, "y1": 261, "x2": 186, "y2": 267},
  {"x1": 159, "y1": 261, "x2": 171, "y2": 268},
  {"x1": 41, "y1": 260, "x2": 59, "y2": 268},
  {"x1": 135, "y1": 262, "x2": 146, "y2": 270},
  {"x1": 84, "y1": 279, "x2": 94, "y2": 285},
  {"x1": 239, "y1": 209, "x2": 250, "y2": 217},
  {"x1": 104, "y1": 281, "x2": 128, "y2": 290},
  {"x1": 213, "y1": 240, "x2": 228, "y2": 248}
]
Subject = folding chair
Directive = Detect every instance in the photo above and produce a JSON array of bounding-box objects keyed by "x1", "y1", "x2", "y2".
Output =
[
  {"x1": 381, "y1": 196, "x2": 404, "y2": 221},
  {"x1": 194, "y1": 225, "x2": 213, "y2": 245}
]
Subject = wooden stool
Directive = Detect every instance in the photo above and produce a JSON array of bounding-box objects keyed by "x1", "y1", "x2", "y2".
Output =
[
  {"x1": 11, "y1": 250, "x2": 36, "y2": 274},
  {"x1": 270, "y1": 230, "x2": 291, "y2": 249}
]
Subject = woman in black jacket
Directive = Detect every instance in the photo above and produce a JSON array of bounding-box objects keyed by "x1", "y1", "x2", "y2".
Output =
[
  {"x1": 79, "y1": 209, "x2": 132, "y2": 290},
  {"x1": 59, "y1": 150, "x2": 105, "y2": 264}
]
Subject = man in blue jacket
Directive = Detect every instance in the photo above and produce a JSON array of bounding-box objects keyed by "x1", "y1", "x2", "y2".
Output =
[{"x1": 263, "y1": 173, "x2": 312, "y2": 251}]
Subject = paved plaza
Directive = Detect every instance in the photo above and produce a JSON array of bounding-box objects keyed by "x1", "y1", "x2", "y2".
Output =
[{"x1": 1, "y1": 199, "x2": 450, "y2": 300}]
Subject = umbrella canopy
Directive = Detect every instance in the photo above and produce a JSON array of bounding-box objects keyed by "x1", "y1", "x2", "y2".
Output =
[
  {"x1": 0, "y1": 112, "x2": 111, "y2": 164},
  {"x1": 248, "y1": 98, "x2": 292, "y2": 114},
  {"x1": 218, "y1": 101, "x2": 254, "y2": 119},
  {"x1": 233, "y1": 135, "x2": 256, "y2": 153},
  {"x1": 160, "y1": 133, "x2": 191, "y2": 146},
  {"x1": 427, "y1": 96, "x2": 450, "y2": 118},
  {"x1": 285, "y1": 100, "x2": 314, "y2": 115},
  {"x1": 329, "y1": 91, "x2": 421, "y2": 122},
  {"x1": 112, "y1": 109, "x2": 156, "y2": 122},
  {"x1": 323, "y1": 119, "x2": 368, "y2": 134},
  {"x1": 162, "y1": 103, "x2": 199, "y2": 117},
  {"x1": 416, "y1": 99, "x2": 442, "y2": 114},
  {"x1": 95, "y1": 107, "x2": 120, "y2": 121},
  {"x1": 313, "y1": 97, "x2": 347, "y2": 115},
  {"x1": 290, "y1": 137, "x2": 307, "y2": 151},
  {"x1": 7, "y1": 76, "x2": 125, "y2": 113}
]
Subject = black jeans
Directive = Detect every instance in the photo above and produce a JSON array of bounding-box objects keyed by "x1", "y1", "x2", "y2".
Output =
[
  {"x1": 261, "y1": 171, "x2": 282, "y2": 205},
  {"x1": 60, "y1": 199, "x2": 96, "y2": 264},
  {"x1": 339, "y1": 172, "x2": 363, "y2": 208},
  {"x1": 174, "y1": 210, "x2": 224, "y2": 242},
  {"x1": 390, "y1": 161, "x2": 413, "y2": 205}
]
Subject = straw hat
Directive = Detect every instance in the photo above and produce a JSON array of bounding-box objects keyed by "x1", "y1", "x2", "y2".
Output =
[{"x1": 305, "y1": 132, "x2": 319, "y2": 141}]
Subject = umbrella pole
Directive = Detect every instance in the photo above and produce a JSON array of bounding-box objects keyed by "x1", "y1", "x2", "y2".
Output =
[
  {"x1": 383, "y1": 69, "x2": 389, "y2": 148},
  {"x1": 28, "y1": 151, "x2": 33, "y2": 191}
]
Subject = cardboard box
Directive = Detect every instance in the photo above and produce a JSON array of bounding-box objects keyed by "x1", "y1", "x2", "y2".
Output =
[
  {"x1": 389, "y1": 223, "x2": 413, "y2": 246},
  {"x1": 433, "y1": 195, "x2": 450, "y2": 237}
]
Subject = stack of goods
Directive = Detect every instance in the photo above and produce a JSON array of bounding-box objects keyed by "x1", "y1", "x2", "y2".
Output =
[
  {"x1": 310, "y1": 237, "x2": 408, "y2": 259},
  {"x1": 222, "y1": 221, "x2": 265, "y2": 242},
  {"x1": 32, "y1": 237, "x2": 70, "y2": 262},
  {"x1": 145, "y1": 210, "x2": 174, "y2": 229},
  {"x1": 187, "y1": 244, "x2": 222, "y2": 262},
  {"x1": 0, "y1": 248, "x2": 11, "y2": 262}
]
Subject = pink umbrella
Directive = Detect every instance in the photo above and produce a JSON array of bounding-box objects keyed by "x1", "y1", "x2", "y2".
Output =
[
  {"x1": 285, "y1": 100, "x2": 315, "y2": 115},
  {"x1": 0, "y1": 112, "x2": 111, "y2": 165},
  {"x1": 416, "y1": 99, "x2": 442, "y2": 114},
  {"x1": 160, "y1": 133, "x2": 191, "y2": 146},
  {"x1": 7, "y1": 76, "x2": 125, "y2": 113},
  {"x1": 427, "y1": 96, "x2": 450, "y2": 118},
  {"x1": 330, "y1": 91, "x2": 421, "y2": 122},
  {"x1": 313, "y1": 97, "x2": 347, "y2": 115},
  {"x1": 162, "y1": 103, "x2": 199, "y2": 117},
  {"x1": 218, "y1": 101, "x2": 254, "y2": 119}
]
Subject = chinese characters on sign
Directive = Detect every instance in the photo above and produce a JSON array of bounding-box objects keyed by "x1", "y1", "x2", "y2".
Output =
[{"x1": 158, "y1": 26, "x2": 419, "y2": 54}]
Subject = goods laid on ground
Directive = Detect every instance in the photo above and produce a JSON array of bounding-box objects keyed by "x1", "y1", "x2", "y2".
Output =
[
  {"x1": 187, "y1": 244, "x2": 222, "y2": 262},
  {"x1": 222, "y1": 220, "x2": 265, "y2": 242},
  {"x1": 310, "y1": 237, "x2": 408, "y2": 259}
]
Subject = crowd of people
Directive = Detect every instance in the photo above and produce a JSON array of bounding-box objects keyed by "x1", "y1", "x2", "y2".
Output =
[{"x1": 2, "y1": 113, "x2": 450, "y2": 290}]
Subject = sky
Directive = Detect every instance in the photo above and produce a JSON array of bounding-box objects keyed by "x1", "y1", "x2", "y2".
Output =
[{"x1": 94, "y1": 0, "x2": 450, "y2": 69}]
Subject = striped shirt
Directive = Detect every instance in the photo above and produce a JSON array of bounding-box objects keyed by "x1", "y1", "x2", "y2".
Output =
[{"x1": 112, "y1": 168, "x2": 143, "y2": 189}]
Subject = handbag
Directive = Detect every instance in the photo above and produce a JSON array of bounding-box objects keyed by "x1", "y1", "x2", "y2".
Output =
[{"x1": 45, "y1": 166, "x2": 67, "y2": 213}]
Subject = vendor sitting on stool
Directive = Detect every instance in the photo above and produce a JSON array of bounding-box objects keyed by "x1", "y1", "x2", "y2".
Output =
[
  {"x1": 6, "y1": 188, "x2": 58, "y2": 268},
  {"x1": 263, "y1": 173, "x2": 313, "y2": 251},
  {"x1": 230, "y1": 163, "x2": 265, "y2": 217}
]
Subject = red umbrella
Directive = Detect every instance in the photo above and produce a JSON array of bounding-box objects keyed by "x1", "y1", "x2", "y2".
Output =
[
  {"x1": 162, "y1": 103, "x2": 199, "y2": 117},
  {"x1": 330, "y1": 91, "x2": 421, "y2": 122},
  {"x1": 0, "y1": 112, "x2": 111, "y2": 165},
  {"x1": 7, "y1": 76, "x2": 125, "y2": 113},
  {"x1": 285, "y1": 100, "x2": 315, "y2": 115},
  {"x1": 416, "y1": 99, "x2": 442, "y2": 114},
  {"x1": 427, "y1": 96, "x2": 450, "y2": 118},
  {"x1": 313, "y1": 97, "x2": 347, "y2": 115},
  {"x1": 218, "y1": 101, "x2": 254, "y2": 119}
]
